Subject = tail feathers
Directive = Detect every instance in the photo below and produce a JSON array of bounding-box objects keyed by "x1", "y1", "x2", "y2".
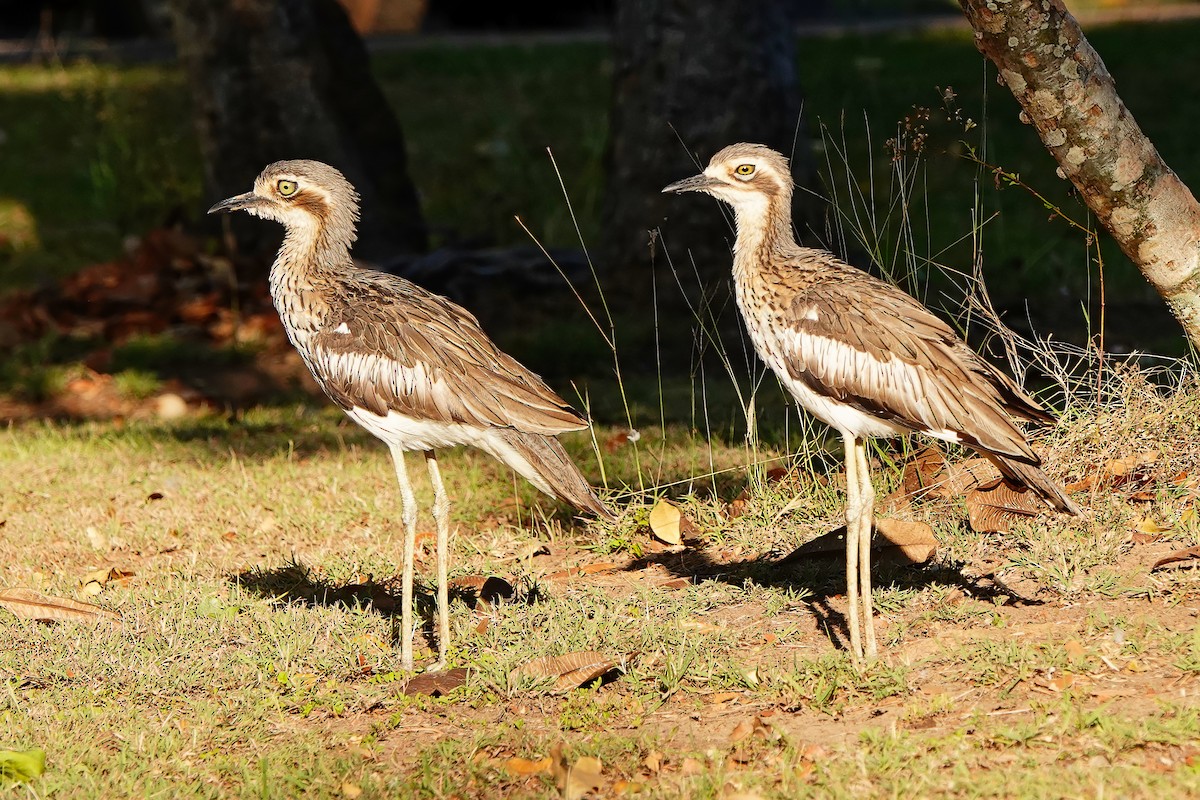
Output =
[
  {"x1": 484, "y1": 429, "x2": 615, "y2": 520},
  {"x1": 987, "y1": 453, "x2": 1082, "y2": 516}
]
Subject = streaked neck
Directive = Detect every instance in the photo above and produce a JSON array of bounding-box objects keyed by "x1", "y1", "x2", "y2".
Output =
[{"x1": 731, "y1": 194, "x2": 799, "y2": 275}]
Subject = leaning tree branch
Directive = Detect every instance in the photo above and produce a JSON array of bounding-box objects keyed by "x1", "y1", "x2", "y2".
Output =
[{"x1": 959, "y1": 0, "x2": 1200, "y2": 349}]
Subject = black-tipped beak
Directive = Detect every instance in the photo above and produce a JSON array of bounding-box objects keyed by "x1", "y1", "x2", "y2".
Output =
[
  {"x1": 207, "y1": 191, "x2": 261, "y2": 215},
  {"x1": 662, "y1": 174, "x2": 720, "y2": 194}
]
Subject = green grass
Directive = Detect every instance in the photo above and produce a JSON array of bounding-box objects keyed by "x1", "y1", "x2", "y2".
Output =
[{"x1": 3, "y1": 367, "x2": 1200, "y2": 796}]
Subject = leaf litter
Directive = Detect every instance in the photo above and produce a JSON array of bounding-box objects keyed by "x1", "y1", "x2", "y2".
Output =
[
  {"x1": 510, "y1": 650, "x2": 630, "y2": 693},
  {"x1": 0, "y1": 588, "x2": 120, "y2": 625}
]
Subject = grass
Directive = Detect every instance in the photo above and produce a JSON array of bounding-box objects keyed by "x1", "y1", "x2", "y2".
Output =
[{"x1": 3, "y1": 364, "x2": 1200, "y2": 797}]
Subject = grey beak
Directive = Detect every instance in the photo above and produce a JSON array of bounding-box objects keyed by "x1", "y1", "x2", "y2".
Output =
[
  {"x1": 207, "y1": 191, "x2": 262, "y2": 215},
  {"x1": 662, "y1": 174, "x2": 720, "y2": 194}
]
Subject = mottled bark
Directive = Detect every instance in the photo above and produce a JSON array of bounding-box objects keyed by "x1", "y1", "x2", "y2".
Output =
[
  {"x1": 960, "y1": 0, "x2": 1200, "y2": 348},
  {"x1": 601, "y1": 0, "x2": 810, "y2": 304},
  {"x1": 166, "y1": 0, "x2": 426, "y2": 265}
]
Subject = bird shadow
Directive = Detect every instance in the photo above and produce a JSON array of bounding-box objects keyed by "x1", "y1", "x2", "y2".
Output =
[
  {"x1": 230, "y1": 559, "x2": 531, "y2": 650},
  {"x1": 624, "y1": 529, "x2": 1041, "y2": 654}
]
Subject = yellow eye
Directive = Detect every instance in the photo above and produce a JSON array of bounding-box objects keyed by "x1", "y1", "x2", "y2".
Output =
[
  {"x1": 735, "y1": 164, "x2": 755, "y2": 177},
  {"x1": 277, "y1": 180, "x2": 297, "y2": 197}
]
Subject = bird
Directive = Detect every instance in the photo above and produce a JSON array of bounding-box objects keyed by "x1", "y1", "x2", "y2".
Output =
[
  {"x1": 663, "y1": 143, "x2": 1080, "y2": 663},
  {"x1": 209, "y1": 159, "x2": 612, "y2": 672}
]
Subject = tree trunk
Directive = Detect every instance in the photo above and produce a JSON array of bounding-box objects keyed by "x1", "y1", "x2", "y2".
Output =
[
  {"x1": 166, "y1": 0, "x2": 426, "y2": 265},
  {"x1": 600, "y1": 0, "x2": 809, "y2": 307},
  {"x1": 959, "y1": 0, "x2": 1200, "y2": 348}
]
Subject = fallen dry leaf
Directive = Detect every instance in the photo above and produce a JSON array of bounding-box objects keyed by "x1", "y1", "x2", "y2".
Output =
[
  {"x1": 0, "y1": 588, "x2": 120, "y2": 625},
  {"x1": 549, "y1": 746, "x2": 605, "y2": 800},
  {"x1": 503, "y1": 756, "x2": 552, "y2": 777},
  {"x1": 902, "y1": 445, "x2": 947, "y2": 498},
  {"x1": 79, "y1": 567, "x2": 134, "y2": 596},
  {"x1": 728, "y1": 719, "x2": 756, "y2": 744},
  {"x1": 967, "y1": 479, "x2": 1044, "y2": 533},
  {"x1": 1070, "y1": 450, "x2": 1161, "y2": 493},
  {"x1": 1106, "y1": 451, "x2": 1160, "y2": 478},
  {"x1": 1151, "y1": 545, "x2": 1200, "y2": 572},
  {"x1": 545, "y1": 563, "x2": 618, "y2": 582},
  {"x1": 566, "y1": 756, "x2": 603, "y2": 800},
  {"x1": 648, "y1": 500, "x2": 684, "y2": 545},
  {"x1": 704, "y1": 691, "x2": 741, "y2": 705},
  {"x1": 510, "y1": 651, "x2": 626, "y2": 693},
  {"x1": 725, "y1": 497, "x2": 748, "y2": 519},
  {"x1": 401, "y1": 667, "x2": 468, "y2": 697},
  {"x1": 780, "y1": 517, "x2": 936, "y2": 566},
  {"x1": 933, "y1": 457, "x2": 1003, "y2": 497},
  {"x1": 1045, "y1": 671, "x2": 1077, "y2": 692},
  {"x1": 641, "y1": 750, "x2": 663, "y2": 774}
]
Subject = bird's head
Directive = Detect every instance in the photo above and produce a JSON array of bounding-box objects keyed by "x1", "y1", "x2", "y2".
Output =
[
  {"x1": 208, "y1": 159, "x2": 360, "y2": 245},
  {"x1": 662, "y1": 143, "x2": 793, "y2": 215}
]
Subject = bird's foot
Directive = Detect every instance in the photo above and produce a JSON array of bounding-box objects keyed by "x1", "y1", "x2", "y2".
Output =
[{"x1": 425, "y1": 659, "x2": 448, "y2": 673}]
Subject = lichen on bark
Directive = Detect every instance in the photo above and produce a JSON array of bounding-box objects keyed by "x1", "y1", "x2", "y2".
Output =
[{"x1": 961, "y1": 0, "x2": 1200, "y2": 348}]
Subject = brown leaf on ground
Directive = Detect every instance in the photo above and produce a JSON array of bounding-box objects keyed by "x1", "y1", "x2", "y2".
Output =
[
  {"x1": 503, "y1": 756, "x2": 551, "y2": 777},
  {"x1": 705, "y1": 691, "x2": 741, "y2": 705},
  {"x1": 648, "y1": 500, "x2": 684, "y2": 545},
  {"x1": 728, "y1": 716, "x2": 776, "y2": 745},
  {"x1": 660, "y1": 577, "x2": 692, "y2": 589},
  {"x1": 567, "y1": 756, "x2": 603, "y2": 800},
  {"x1": 0, "y1": 588, "x2": 121, "y2": 625},
  {"x1": 725, "y1": 497, "x2": 748, "y2": 519},
  {"x1": 510, "y1": 651, "x2": 626, "y2": 693},
  {"x1": 902, "y1": 445, "x2": 947, "y2": 498},
  {"x1": 765, "y1": 467, "x2": 789, "y2": 483},
  {"x1": 1107, "y1": 450, "x2": 1160, "y2": 477},
  {"x1": 1069, "y1": 450, "x2": 1161, "y2": 493},
  {"x1": 938, "y1": 458, "x2": 1004, "y2": 497},
  {"x1": 545, "y1": 563, "x2": 618, "y2": 582},
  {"x1": 79, "y1": 567, "x2": 134, "y2": 595},
  {"x1": 780, "y1": 517, "x2": 936, "y2": 566},
  {"x1": 549, "y1": 745, "x2": 604, "y2": 800},
  {"x1": 1151, "y1": 546, "x2": 1200, "y2": 571},
  {"x1": 966, "y1": 479, "x2": 1044, "y2": 533},
  {"x1": 401, "y1": 667, "x2": 468, "y2": 697}
]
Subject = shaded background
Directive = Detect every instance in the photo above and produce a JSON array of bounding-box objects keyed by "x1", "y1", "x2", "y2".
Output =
[{"x1": 0, "y1": 0, "x2": 1197, "y2": 426}]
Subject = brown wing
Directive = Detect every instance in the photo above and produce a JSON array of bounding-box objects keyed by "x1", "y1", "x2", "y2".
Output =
[
  {"x1": 776, "y1": 262, "x2": 1053, "y2": 462},
  {"x1": 307, "y1": 271, "x2": 587, "y2": 436}
]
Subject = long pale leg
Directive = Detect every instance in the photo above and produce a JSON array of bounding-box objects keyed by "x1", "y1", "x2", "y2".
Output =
[
  {"x1": 842, "y1": 432, "x2": 863, "y2": 664},
  {"x1": 388, "y1": 444, "x2": 418, "y2": 672},
  {"x1": 425, "y1": 450, "x2": 451, "y2": 672},
  {"x1": 855, "y1": 440, "x2": 878, "y2": 661}
]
